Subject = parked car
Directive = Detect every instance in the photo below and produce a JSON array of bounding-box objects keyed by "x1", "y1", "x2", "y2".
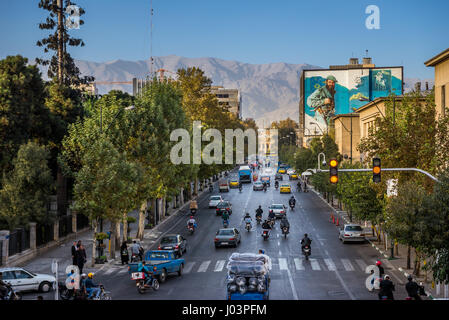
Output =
[
  {"x1": 216, "y1": 200, "x2": 233, "y2": 216},
  {"x1": 253, "y1": 181, "x2": 264, "y2": 191},
  {"x1": 279, "y1": 183, "x2": 291, "y2": 193},
  {"x1": 339, "y1": 224, "x2": 366, "y2": 244},
  {"x1": 209, "y1": 195, "x2": 223, "y2": 208},
  {"x1": 268, "y1": 204, "x2": 287, "y2": 218},
  {"x1": 214, "y1": 228, "x2": 241, "y2": 248},
  {"x1": 0, "y1": 267, "x2": 56, "y2": 293},
  {"x1": 157, "y1": 234, "x2": 187, "y2": 257},
  {"x1": 275, "y1": 173, "x2": 283, "y2": 181}
]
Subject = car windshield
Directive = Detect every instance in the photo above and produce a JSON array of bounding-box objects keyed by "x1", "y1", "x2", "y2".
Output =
[
  {"x1": 271, "y1": 205, "x2": 284, "y2": 209},
  {"x1": 281, "y1": 184, "x2": 290, "y2": 187},
  {"x1": 218, "y1": 230, "x2": 234, "y2": 236},
  {"x1": 255, "y1": 182, "x2": 262, "y2": 185},
  {"x1": 346, "y1": 226, "x2": 363, "y2": 231},
  {"x1": 149, "y1": 252, "x2": 169, "y2": 259},
  {"x1": 211, "y1": 196, "x2": 221, "y2": 200},
  {"x1": 217, "y1": 202, "x2": 229, "y2": 208},
  {"x1": 160, "y1": 236, "x2": 177, "y2": 244}
]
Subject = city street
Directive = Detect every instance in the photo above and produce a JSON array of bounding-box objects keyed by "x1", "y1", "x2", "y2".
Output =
[{"x1": 22, "y1": 168, "x2": 410, "y2": 300}]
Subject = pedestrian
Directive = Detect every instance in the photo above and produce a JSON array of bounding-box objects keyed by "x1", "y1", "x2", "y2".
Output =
[
  {"x1": 76, "y1": 241, "x2": 87, "y2": 274},
  {"x1": 378, "y1": 275, "x2": 395, "y2": 300},
  {"x1": 71, "y1": 241, "x2": 78, "y2": 265},
  {"x1": 120, "y1": 241, "x2": 129, "y2": 265},
  {"x1": 405, "y1": 275, "x2": 422, "y2": 300}
]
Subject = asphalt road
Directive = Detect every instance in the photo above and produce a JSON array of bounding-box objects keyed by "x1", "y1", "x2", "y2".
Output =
[{"x1": 22, "y1": 167, "x2": 410, "y2": 300}]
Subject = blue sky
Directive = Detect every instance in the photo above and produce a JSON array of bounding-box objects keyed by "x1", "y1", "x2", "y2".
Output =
[{"x1": 0, "y1": 0, "x2": 448, "y2": 78}]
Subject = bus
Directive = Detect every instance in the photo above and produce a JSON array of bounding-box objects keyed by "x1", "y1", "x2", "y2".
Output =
[{"x1": 238, "y1": 165, "x2": 252, "y2": 183}]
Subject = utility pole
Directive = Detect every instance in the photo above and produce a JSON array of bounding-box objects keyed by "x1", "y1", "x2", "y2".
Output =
[
  {"x1": 57, "y1": 0, "x2": 64, "y2": 84},
  {"x1": 150, "y1": 0, "x2": 154, "y2": 77}
]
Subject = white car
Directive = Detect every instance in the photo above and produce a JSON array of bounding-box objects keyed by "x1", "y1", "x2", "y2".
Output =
[
  {"x1": 208, "y1": 195, "x2": 224, "y2": 208},
  {"x1": 0, "y1": 267, "x2": 56, "y2": 293},
  {"x1": 268, "y1": 204, "x2": 287, "y2": 218},
  {"x1": 263, "y1": 168, "x2": 273, "y2": 175},
  {"x1": 287, "y1": 168, "x2": 295, "y2": 175},
  {"x1": 339, "y1": 224, "x2": 366, "y2": 243}
]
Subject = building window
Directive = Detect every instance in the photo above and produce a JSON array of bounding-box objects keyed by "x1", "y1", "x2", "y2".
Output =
[{"x1": 442, "y1": 85, "x2": 446, "y2": 117}]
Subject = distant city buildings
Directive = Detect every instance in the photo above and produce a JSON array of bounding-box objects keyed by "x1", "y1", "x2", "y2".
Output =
[
  {"x1": 211, "y1": 86, "x2": 242, "y2": 119},
  {"x1": 425, "y1": 47, "x2": 449, "y2": 119}
]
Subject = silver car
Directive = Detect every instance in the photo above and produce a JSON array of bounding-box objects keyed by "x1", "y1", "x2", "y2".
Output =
[
  {"x1": 253, "y1": 181, "x2": 264, "y2": 191},
  {"x1": 0, "y1": 267, "x2": 56, "y2": 293},
  {"x1": 214, "y1": 228, "x2": 241, "y2": 248},
  {"x1": 339, "y1": 224, "x2": 366, "y2": 243},
  {"x1": 268, "y1": 204, "x2": 287, "y2": 218},
  {"x1": 209, "y1": 195, "x2": 223, "y2": 208}
]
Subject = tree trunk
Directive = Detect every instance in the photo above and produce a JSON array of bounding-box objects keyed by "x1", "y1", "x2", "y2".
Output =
[
  {"x1": 413, "y1": 248, "x2": 421, "y2": 276},
  {"x1": 136, "y1": 201, "x2": 148, "y2": 240},
  {"x1": 91, "y1": 220, "x2": 98, "y2": 267},
  {"x1": 109, "y1": 224, "x2": 116, "y2": 260},
  {"x1": 122, "y1": 211, "x2": 128, "y2": 242},
  {"x1": 57, "y1": 0, "x2": 64, "y2": 84},
  {"x1": 407, "y1": 245, "x2": 411, "y2": 269}
]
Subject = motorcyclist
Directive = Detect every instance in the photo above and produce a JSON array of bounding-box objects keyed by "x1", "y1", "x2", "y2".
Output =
[
  {"x1": 137, "y1": 261, "x2": 153, "y2": 286},
  {"x1": 85, "y1": 273, "x2": 101, "y2": 299},
  {"x1": 261, "y1": 219, "x2": 272, "y2": 236},
  {"x1": 79, "y1": 273, "x2": 87, "y2": 298},
  {"x1": 297, "y1": 180, "x2": 302, "y2": 192},
  {"x1": 274, "y1": 180, "x2": 279, "y2": 189},
  {"x1": 238, "y1": 182, "x2": 242, "y2": 192},
  {"x1": 378, "y1": 275, "x2": 395, "y2": 300},
  {"x1": 209, "y1": 184, "x2": 213, "y2": 192},
  {"x1": 255, "y1": 205, "x2": 263, "y2": 219},
  {"x1": 221, "y1": 210, "x2": 230, "y2": 226},
  {"x1": 0, "y1": 272, "x2": 8, "y2": 300},
  {"x1": 376, "y1": 260, "x2": 385, "y2": 279},
  {"x1": 301, "y1": 233, "x2": 312, "y2": 253},
  {"x1": 262, "y1": 182, "x2": 267, "y2": 192},
  {"x1": 190, "y1": 197, "x2": 198, "y2": 214},
  {"x1": 243, "y1": 212, "x2": 252, "y2": 224},
  {"x1": 187, "y1": 216, "x2": 197, "y2": 230},
  {"x1": 280, "y1": 216, "x2": 290, "y2": 232},
  {"x1": 289, "y1": 195, "x2": 296, "y2": 207},
  {"x1": 405, "y1": 275, "x2": 422, "y2": 300},
  {"x1": 131, "y1": 240, "x2": 143, "y2": 262}
]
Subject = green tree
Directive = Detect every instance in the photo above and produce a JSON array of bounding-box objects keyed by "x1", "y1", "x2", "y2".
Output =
[
  {"x1": 0, "y1": 55, "x2": 52, "y2": 175},
  {"x1": 271, "y1": 118, "x2": 298, "y2": 147},
  {"x1": 0, "y1": 142, "x2": 54, "y2": 229}
]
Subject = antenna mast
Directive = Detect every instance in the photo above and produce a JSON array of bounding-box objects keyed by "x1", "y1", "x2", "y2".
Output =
[{"x1": 150, "y1": 0, "x2": 154, "y2": 77}]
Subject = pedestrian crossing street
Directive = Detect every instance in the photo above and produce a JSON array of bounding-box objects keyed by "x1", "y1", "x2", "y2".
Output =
[{"x1": 90, "y1": 257, "x2": 372, "y2": 278}]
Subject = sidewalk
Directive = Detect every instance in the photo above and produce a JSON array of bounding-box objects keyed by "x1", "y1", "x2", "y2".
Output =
[{"x1": 308, "y1": 184, "x2": 446, "y2": 300}]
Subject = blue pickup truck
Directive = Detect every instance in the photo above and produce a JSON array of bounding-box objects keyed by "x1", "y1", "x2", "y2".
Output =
[{"x1": 128, "y1": 250, "x2": 185, "y2": 283}]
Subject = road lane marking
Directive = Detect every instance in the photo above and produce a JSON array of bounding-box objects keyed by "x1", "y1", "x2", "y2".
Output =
[
  {"x1": 294, "y1": 258, "x2": 304, "y2": 271},
  {"x1": 341, "y1": 259, "x2": 355, "y2": 271},
  {"x1": 104, "y1": 268, "x2": 117, "y2": 275},
  {"x1": 355, "y1": 259, "x2": 367, "y2": 271},
  {"x1": 279, "y1": 258, "x2": 288, "y2": 270},
  {"x1": 197, "y1": 261, "x2": 211, "y2": 272},
  {"x1": 118, "y1": 268, "x2": 128, "y2": 274},
  {"x1": 214, "y1": 260, "x2": 225, "y2": 272},
  {"x1": 310, "y1": 259, "x2": 321, "y2": 270},
  {"x1": 324, "y1": 258, "x2": 336, "y2": 271},
  {"x1": 183, "y1": 262, "x2": 196, "y2": 274},
  {"x1": 286, "y1": 265, "x2": 299, "y2": 300}
]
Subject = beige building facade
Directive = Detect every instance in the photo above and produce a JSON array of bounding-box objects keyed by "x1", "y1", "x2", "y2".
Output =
[
  {"x1": 211, "y1": 86, "x2": 241, "y2": 118},
  {"x1": 333, "y1": 113, "x2": 360, "y2": 162},
  {"x1": 425, "y1": 47, "x2": 449, "y2": 119}
]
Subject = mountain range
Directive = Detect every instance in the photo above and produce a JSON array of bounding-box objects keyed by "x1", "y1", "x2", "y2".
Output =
[{"x1": 39, "y1": 55, "x2": 434, "y2": 125}]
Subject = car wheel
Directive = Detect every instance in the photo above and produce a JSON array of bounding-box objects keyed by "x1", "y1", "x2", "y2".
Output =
[
  {"x1": 215, "y1": 244, "x2": 219, "y2": 248},
  {"x1": 178, "y1": 264, "x2": 183, "y2": 276},
  {"x1": 39, "y1": 281, "x2": 52, "y2": 293},
  {"x1": 159, "y1": 269, "x2": 167, "y2": 283},
  {"x1": 342, "y1": 240, "x2": 346, "y2": 244}
]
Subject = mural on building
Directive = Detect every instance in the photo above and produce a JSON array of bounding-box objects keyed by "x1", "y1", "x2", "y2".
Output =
[{"x1": 303, "y1": 67, "x2": 402, "y2": 135}]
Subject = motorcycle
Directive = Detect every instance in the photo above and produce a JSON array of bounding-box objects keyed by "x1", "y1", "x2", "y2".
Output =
[
  {"x1": 275, "y1": 184, "x2": 279, "y2": 190},
  {"x1": 131, "y1": 252, "x2": 141, "y2": 263},
  {"x1": 302, "y1": 245, "x2": 311, "y2": 260},
  {"x1": 95, "y1": 284, "x2": 111, "y2": 300},
  {"x1": 131, "y1": 271, "x2": 159, "y2": 294},
  {"x1": 256, "y1": 215, "x2": 262, "y2": 225},
  {"x1": 268, "y1": 217, "x2": 275, "y2": 228},
  {"x1": 245, "y1": 221, "x2": 251, "y2": 232},
  {"x1": 188, "y1": 223, "x2": 195, "y2": 235},
  {"x1": 223, "y1": 219, "x2": 229, "y2": 228},
  {"x1": 263, "y1": 186, "x2": 267, "y2": 193},
  {"x1": 262, "y1": 229, "x2": 270, "y2": 241},
  {"x1": 209, "y1": 185, "x2": 213, "y2": 193},
  {"x1": 239, "y1": 185, "x2": 242, "y2": 193},
  {"x1": 289, "y1": 203, "x2": 295, "y2": 211},
  {"x1": 190, "y1": 208, "x2": 197, "y2": 216},
  {"x1": 282, "y1": 226, "x2": 289, "y2": 238},
  {"x1": 1, "y1": 284, "x2": 22, "y2": 300}
]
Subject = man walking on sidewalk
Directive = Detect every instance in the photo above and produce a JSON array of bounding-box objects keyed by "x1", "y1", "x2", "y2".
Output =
[
  {"x1": 71, "y1": 241, "x2": 78, "y2": 265},
  {"x1": 76, "y1": 241, "x2": 87, "y2": 274}
]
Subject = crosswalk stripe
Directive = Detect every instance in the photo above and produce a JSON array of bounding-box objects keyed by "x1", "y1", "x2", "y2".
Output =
[
  {"x1": 279, "y1": 258, "x2": 288, "y2": 270},
  {"x1": 104, "y1": 268, "x2": 117, "y2": 275},
  {"x1": 118, "y1": 268, "x2": 128, "y2": 274},
  {"x1": 214, "y1": 260, "x2": 226, "y2": 272},
  {"x1": 341, "y1": 259, "x2": 355, "y2": 271},
  {"x1": 294, "y1": 258, "x2": 304, "y2": 271},
  {"x1": 310, "y1": 259, "x2": 321, "y2": 270},
  {"x1": 183, "y1": 262, "x2": 196, "y2": 274},
  {"x1": 355, "y1": 259, "x2": 367, "y2": 271},
  {"x1": 197, "y1": 261, "x2": 211, "y2": 272},
  {"x1": 324, "y1": 259, "x2": 336, "y2": 271}
]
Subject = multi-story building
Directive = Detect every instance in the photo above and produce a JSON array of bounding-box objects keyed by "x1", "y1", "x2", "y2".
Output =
[
  {"x1": 425, "y1": 47, "x2": 449, "y2": 119},
  {"x1": 333, "y1": 113, "x2": 360, "y2": 163},
  {"x1": 211, "y1": 86, "x2": 241, "y2": 119}
]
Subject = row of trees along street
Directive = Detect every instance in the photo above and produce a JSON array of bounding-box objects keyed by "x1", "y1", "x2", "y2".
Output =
[
  {"x1": 0, "y1": 0, "x2": 258, "y2": 265},
  {"x1": 288, "y1": 91, "x2": 449, "y2": 285}
]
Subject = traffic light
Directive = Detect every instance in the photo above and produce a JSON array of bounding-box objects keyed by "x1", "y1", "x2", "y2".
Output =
[
  {"x1": 329, "y1": 158, "x2": 338, "y2": 184},
  {"x1": 373, "y1": 157, "x2": 381, "y2": 183}
]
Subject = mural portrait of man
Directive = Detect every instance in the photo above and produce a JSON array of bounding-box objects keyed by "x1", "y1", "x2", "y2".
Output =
[{"x1": 307, "y1": 75, "x2": 337, "y2": 127}]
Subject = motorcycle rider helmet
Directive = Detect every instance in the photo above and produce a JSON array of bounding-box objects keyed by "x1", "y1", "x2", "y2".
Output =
[
  {"x1": 88, "y1": 273, "x2": 94, "y2": 279},
  {"x1": 190, "y1": 216, "x2": 193, "y2": 219},
  {"x1": 376, "y1": 260, "x2": 382, "y2": 266},
  {"x1": 384, "y1": 275, "x2": 390, "y2": 280},
  {"x1": 407, "y1": 275, "x2": 413, "y2": 281},
  {"x1": 304, "y1": 233, "x2": 308, "y2": 237},
  {"x1": 81, "y1": 273, "x2": 87, "y2": 278}
]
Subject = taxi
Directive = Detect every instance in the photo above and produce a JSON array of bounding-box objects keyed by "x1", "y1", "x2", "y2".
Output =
[
  {"x1": 229, "y1": 179, "x2": 239, "y2": 188},
  {"x1": 279, "y1": 183, "x2": 291, "y2": 194},
  {"x1": 289, "y1": 172, "x2": 298, "y2": 180},
  {"x1": 278, "y1": 168, "x2": 286, "y2": 174}
]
